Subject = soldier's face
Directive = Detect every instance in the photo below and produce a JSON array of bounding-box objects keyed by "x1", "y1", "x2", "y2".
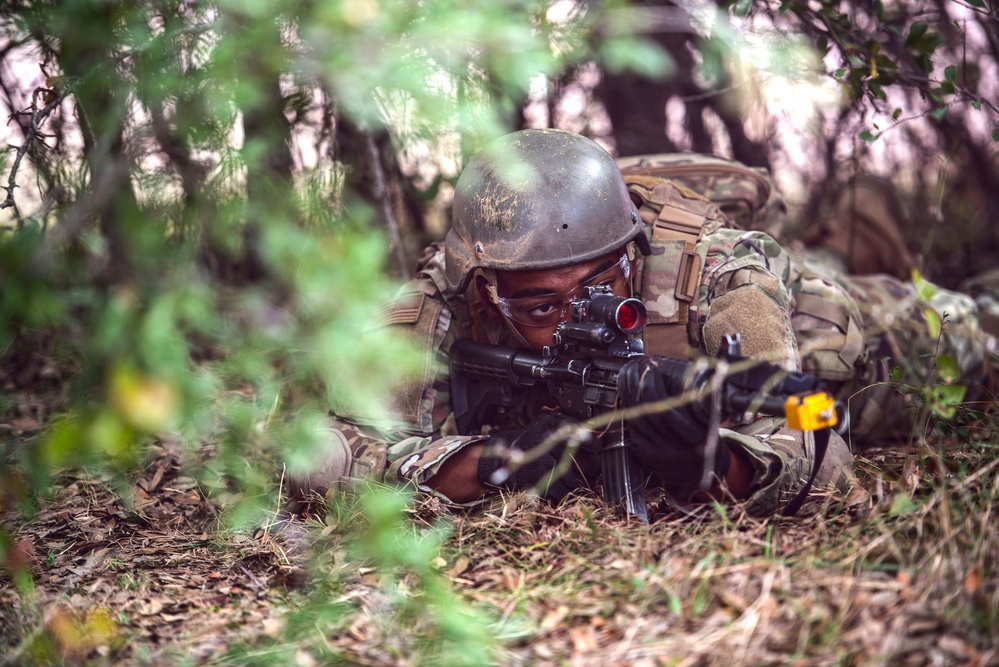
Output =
[{"x1": 494, "y1": 250, "x2": 631, "y2": 351}]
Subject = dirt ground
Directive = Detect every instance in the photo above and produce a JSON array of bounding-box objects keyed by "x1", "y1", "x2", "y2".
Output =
[
  {"x1": 3, "y1": 432, "x2": 999, "y2": 666},
  {"x1": 0, "y1": 440, "x2": 295, "y2": 664},
  {"x1": 2, "y1": 360, "x2": 998, "y2": 667}
]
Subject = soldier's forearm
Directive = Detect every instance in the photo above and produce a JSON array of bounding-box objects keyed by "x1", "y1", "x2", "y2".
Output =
[
  {"x1": 425, "y1": 443, "x2": 489, "y2": 503},
  {"x1": 694, "y1": 445, "x2": 754, "y2": 503}
]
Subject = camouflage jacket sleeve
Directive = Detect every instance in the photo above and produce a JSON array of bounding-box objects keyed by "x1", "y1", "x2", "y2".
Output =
[
  {"x1": 330, "y1": 245, "x2": 490, "y2": 504},
  {"x1": 696, "y1": 228, "x2": 819, "y2": 517}
]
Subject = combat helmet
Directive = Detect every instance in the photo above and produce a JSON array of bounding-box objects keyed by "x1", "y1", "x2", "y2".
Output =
[{"x1": 445, "y1": 129, "x2": 645, "y2": 293}]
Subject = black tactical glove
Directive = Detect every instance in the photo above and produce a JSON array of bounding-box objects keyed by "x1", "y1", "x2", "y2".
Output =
[
  {"x1": 477, "y1": 411, "x2": 599, "y2": 503},
  {"x1": 617, "y1": 356, "x2": 730, "y2": 498}
]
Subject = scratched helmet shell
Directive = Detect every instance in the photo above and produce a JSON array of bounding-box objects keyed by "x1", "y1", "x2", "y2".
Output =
[{"x1": 445, "y1": 129, "x2": 643, "y2": 293}]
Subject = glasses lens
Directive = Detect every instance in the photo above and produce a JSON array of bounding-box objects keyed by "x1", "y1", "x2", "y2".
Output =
[
  {"x1": 498, "y1": 296, "x2": 567, "y2": 327},
  {"x1": 497, "y1": 255, "x2": 631, "y2": 328}
]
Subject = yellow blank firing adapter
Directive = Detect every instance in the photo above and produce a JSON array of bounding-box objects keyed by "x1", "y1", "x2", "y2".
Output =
[{"x1": 784, "y1": 393, "x2": 839, "y2": 431}]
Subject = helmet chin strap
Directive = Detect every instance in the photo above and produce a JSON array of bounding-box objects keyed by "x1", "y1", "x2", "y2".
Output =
[{"x1": 503, "y1": 315, "x2": 536, "y2": 350}]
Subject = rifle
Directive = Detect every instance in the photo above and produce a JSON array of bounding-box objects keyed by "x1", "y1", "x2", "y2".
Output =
[{"x1": 449, "y1": 285, "x2": 841, "y2": 522}]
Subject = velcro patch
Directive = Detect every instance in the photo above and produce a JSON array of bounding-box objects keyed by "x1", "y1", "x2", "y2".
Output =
[{"x1": 371, "y1": 292, "x2": 425, "y2": 329}]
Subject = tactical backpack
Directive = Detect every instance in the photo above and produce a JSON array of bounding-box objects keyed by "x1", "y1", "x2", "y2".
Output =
[
  {"x1": 617, "y1": 154, "x2": 867, "y2": 392},
  {"x1": 616, "y1": 153, "x2": 788, "y2": 239},
  {"x1": 797, "y1": 174, "x2": 915, "y2": 281}
]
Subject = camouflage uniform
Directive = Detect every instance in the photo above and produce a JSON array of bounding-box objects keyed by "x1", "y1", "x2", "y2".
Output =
[
  {"x1": 331, "y1": 182, "x2": 854, "y2": 517},
  {"x1": 326, "y1": 147, "x2": 989, "y2": 517},
  {"x1": 615, "y1": 153, "x2": 788, "y2": 238},
  {"x1": 790, "y1": 251, "x2": 988, "y2": 444},
  {"x1": 619, "y1": 155, "x2": 990, "y2": 449}
]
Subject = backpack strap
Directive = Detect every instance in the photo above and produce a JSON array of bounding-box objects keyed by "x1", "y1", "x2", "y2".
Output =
[{"x1": 624, "y1": 177, "x2": 711, "y2": 360}]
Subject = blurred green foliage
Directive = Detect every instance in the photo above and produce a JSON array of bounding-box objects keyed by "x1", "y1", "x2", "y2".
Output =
[
  {"x1": 219, "y1": 484, "x2": 501, "y2": 666},
  {"x1": 0, "y1": 0, "x2": 666, "y2": 658},
  {"x1": 0, "y1": 0, "x2": 663, "y2": 505}
]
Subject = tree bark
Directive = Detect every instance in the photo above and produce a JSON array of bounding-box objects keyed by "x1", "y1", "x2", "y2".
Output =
[
  {"x1": 55, "y1": 0, "x2": 142, "y2": 284},
  {"x1": 336, "y1": 116, "x2": 412, "y2": 279}
]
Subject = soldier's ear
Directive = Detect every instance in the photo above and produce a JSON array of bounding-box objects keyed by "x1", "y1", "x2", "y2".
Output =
[{"x1": 475, "y1": 275, "x2": 505, "y2": 324}]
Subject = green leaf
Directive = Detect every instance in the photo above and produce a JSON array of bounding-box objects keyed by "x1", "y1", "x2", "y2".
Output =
[
  {"x1": 939, "y1": 81, "x2": 955, "y2": 95},
  {"x1": 944, "y1": 65, "x2": 957, "y2": 81},
  {"x1": 906, "y1": 22, "x2": 928, "y2": 47},
  {"x1": 889, "y1": 493, "x2": 918, "y2": 516},
  {"x1": 913, "y1": 269, "x2": 939, "y2": 301},
  {"x1": 732, "y1": 0, "x2": 752, "y2": 17},
  {"x1": 930, "y1": 106, "x2": 948, "y2": 121},
  {"x1": 928, "y1": 383, "x2": 967, "y2": 419},
  {"x1": 892, "y1": 108, "x2": 903, "y2": 121},
  {"x1": 833, "y1": 68, "x2": 846, "y2": 78},
  {"x1": 972, "y1": 99, "x2": 982, "y2": 110},
  {"x1": 860, "y1": 129, "x2": 880, "y2": 143},
  {"x1": 924, "y1": 307, "x2": 942, "y2": 340},
  {"x1": 936, "y1": 354, "x2": 961, "y2": 383},
  {"x1": 41, "y1": 418, "x2": 84, "y2": 470},
  {"x1": 875, "y1": 0, "x2": 884, "y2": 19},
  {"x1": 992, "y1": 127, "x2": 999, "y2": 141},
  {"x1": 966, "y1": 0, "x2": 986, "y2": 6},
  {"x1": 889, "y1": 366, "x2": 905, "y2": 384},
  {"x1": 600, "y1": 37, "x2": 673, "y2": 79}
]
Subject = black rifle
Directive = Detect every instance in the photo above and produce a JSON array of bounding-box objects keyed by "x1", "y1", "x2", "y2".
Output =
[{"x1": 449, "y1": 286, "x2": 839, "y2": 522}]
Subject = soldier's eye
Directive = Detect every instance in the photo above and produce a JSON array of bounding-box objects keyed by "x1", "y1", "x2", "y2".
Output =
[{"x1": 524, "y1": 301, "x2": 562, "y2": 319}]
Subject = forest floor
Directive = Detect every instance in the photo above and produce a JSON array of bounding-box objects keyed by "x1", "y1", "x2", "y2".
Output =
[{"x1": 2, "y1": 385, "x2": 999, "y2": 666}]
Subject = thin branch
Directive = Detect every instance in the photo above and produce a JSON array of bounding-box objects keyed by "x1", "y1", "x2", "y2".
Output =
[
  {"x1": 363, "y1": 132, "x2": 410, "y2": 279},
  {"x1": 1, "y1": 87, "x2": 65, "y2": 221}
]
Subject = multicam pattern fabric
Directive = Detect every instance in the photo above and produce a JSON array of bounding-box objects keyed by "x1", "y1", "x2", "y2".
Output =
[
  {"x1": 793, "y1": 252, "x2": 987, "y2": 443},
  {"x1": 331, "y1": 219, "x2": 854, "y2": 516},
  {"x1": 616, "y1": 153, "x2": 788, "y2": 238},
  {"x1": 696, "y1": 228, "x2": 798, "y2": 370},
  {"x1": 329, "y1": 183, "x2": 987, "y2": 516},
  {"x1": 684, "y1": 227, "x2": 854, "y2": 513}
]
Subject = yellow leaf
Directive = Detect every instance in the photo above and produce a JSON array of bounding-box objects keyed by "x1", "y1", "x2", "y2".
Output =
[
  {"x1": 82, "y1": 606, "x2": 119, "y2": 646},
  {"x1": 109, "y1": 366, "x2": 179, "y2": 433},
  {"x1": 923, "y1": 307, "x2": 941, "y2": 340}
]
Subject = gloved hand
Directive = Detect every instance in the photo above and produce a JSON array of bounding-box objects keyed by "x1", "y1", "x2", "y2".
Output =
[
  {"x1": 617, "y1": 356, "x2": 730, "y2": 498},
  {"x1": 477, "y1": 411, "x2": 599, "y2": 503}
]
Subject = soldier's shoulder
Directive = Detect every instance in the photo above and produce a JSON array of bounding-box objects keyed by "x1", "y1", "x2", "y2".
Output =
[
  {"x1": 701, "y1": 227, "x2": 788, "y2": 264},
  {"x1": 379, "y1": 242, "x2": 463, "y2": 319}
]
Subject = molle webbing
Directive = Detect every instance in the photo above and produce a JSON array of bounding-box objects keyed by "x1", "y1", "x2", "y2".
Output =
[
  {"x1": 651, "y1": 207, "x2": 703, "y2": 306},
  {"x1": 793, "y1": 291, "x2": 865, "y2": 373},
  {"x1": 794, "y1": 292, "x2": 848, "y2": 331},
  {"x1": 625, "y1": 178, "x2": 709, "y2": 361}
]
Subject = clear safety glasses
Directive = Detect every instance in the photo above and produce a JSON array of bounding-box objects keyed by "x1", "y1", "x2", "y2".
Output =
[{"x1": 495, "y1": 254, "x2": 632, "y2": 328}]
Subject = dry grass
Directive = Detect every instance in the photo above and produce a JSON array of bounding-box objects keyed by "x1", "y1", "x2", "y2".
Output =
[
  {"x1": 445, "y1": 444, "x2": 999, "y2": 666},
  {"x1": 2, "y1": 432, "x2": 999, "y2": 666}
]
